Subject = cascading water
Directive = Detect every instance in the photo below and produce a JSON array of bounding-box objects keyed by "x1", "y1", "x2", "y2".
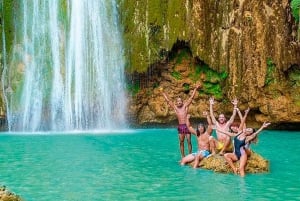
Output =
[{"x1": 2, "y1": 0, "x2": 127, "y2": 132}]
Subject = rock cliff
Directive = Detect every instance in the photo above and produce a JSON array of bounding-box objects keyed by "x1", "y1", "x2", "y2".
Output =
[{"x1": 120, "y1": 0, "x2": 300, "y2": 128}]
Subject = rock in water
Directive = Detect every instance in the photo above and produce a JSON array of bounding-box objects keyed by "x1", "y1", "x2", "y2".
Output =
[
  {"x1": 190, "y1": 152, "x2": 269, "y2": 174},
  {"x1": 0, "y1": 186, "x2": 23, "y2": 201}
]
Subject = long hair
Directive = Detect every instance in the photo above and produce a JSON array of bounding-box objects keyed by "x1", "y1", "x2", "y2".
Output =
[{"x1": 196, "y1": 123, "x2": 206, "y2": 137}]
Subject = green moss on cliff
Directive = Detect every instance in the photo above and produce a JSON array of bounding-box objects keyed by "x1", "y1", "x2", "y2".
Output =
[
  {"x1": 192, "y1": 63, "x2": 228, "y2": 100},
  {"x1": 265, "y1": 58, "x2": 276, "y2": 86},
  {"x1": 291, "y1": 0, "x2": 300, "y2": 22},
  {"x1": 1, "y1": 0, "x2": 17, "y2": 56},
  {"x1": 118, "y1": 0, "x2": 190, "y2": 72}
]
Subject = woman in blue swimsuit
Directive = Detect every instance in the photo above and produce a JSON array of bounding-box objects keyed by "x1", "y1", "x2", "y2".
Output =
[{"x1": 218, "y1": 108, "x2": 271, "y2": 176}]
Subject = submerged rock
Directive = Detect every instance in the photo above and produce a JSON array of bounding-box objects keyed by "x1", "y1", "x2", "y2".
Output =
[
  {"x1": 0, "y1": 186, "x2": 23, "y2": 201},
  {"x1": 191, "y1": 152, "x2": 269, "y2": 174}
]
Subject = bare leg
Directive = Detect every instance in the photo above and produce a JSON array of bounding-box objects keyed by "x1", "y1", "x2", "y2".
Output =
[
  {"x1": 186, "y1": 134, "x2": 192, "y2": 154},
  {"x1": 180, "y1": 154, "x2": 196, "y2": 165},
  {"x1": 224, "y1": 153, "x2": 238, "y2": 174},
  {"x1": 193, "y1": 154, "x2": 204, "y2": 168},
  {"x1": 239, "y1": 154, "x2": 248, "y2": 177},
  {"x1": 245, "y1": 148, "x2": 252, "y2": 157},
  {"x1": 220, "y1": 137, "x2": 231, "y2": 155},
  {"x1": 178, "y1": 134, "x2": 185, "y2": 158},
  {"x1": 209, "y1": 138, "x2": 216, "y2": 155}
]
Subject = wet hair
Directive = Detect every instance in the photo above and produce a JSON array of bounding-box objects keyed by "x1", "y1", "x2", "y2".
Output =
[{"x1": 196, "y1": 123, "x2": 206, "y2": 137}]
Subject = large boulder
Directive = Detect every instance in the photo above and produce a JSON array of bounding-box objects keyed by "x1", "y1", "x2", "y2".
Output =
[{"x1": 191, "y1": 152, "x2": 269, "y2": 174}]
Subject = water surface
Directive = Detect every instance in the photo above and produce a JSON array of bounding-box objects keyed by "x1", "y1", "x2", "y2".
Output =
[{"x1": 0, "y1": 129, "x2": 299, "y2": 201}]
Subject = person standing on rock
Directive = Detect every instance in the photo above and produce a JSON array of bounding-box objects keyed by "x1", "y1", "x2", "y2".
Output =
[{"x1": 161, "y1": 83, "x2": 201, "y2": 158}]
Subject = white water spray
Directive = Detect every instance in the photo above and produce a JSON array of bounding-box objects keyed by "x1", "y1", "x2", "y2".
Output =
[{"x1": 2, "y1": 0, "x2": 127, "y2": 132}]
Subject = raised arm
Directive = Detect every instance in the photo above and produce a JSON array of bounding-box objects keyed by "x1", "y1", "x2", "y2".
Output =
[
  {"x1": 226, "y1": 98, "x2": 238, "y2": 125},
  {"x1": 185, "y1": 83, "x2": 201, "y2": 107},
  {"x1": 246, "y1": 122, "x2": 271, "y2": 143},
  {"x1": 216, "y1": 128, "x2": 237, "y2": 137},
  {"x1": 186, "y1": 114, "x2": 197, "y2": 135},
  {"x1": 237, "y1": 108, "x2": 250, "y2": 132},
  {"x1": 236, "y1": 107, "x2": 243, "y2": 122},
  {"x1": 236, "y1": 107, "x2": 247, "y2": 130},
  {"x1": 161, "y1": 90, "x2": 176, "y2": 110},
  {"x1": 203, "y1": 111, "x2": 212, "y2": 126},
  {"x1": 203, "y1": 111, "x2": 213, "y2": 135},
  {"x1": 209, "y1": 97, "x2": 218, "y2": 125}
]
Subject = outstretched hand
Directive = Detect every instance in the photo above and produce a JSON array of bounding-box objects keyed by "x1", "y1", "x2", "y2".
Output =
[
  {"x1": 195, "y1": 82, "x2": 202, "y2": 89},
  {"x1": 245, "y1": 107, "x2": 250, "y2": 114},
  {"x1": 231, "y1": 98, "x2": 238, "y2": 107},
  {"x1": 262, "y1": 122, "x2": 271, "y2": 128},
  {"x1": 209, "y1": 97, "x2": 214, "y2": 105}
]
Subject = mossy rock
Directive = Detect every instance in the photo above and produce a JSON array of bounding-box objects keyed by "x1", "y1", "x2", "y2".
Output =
[{"x1": 190, "y1": 152, "x2": 269, "y2": 174}]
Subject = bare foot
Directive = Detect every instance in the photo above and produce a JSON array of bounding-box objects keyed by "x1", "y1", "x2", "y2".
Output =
[{"x1": 239, "y1": 168, "x2": 245, "y2": 177}]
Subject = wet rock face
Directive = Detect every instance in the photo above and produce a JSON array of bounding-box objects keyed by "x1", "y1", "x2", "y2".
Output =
[{"x1": 122, "y1": 1, "x2": 300, "y2": 127}]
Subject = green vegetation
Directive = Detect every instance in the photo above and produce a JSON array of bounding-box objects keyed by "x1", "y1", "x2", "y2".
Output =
[
  {"x1": 1, "y1": 0, "x2": 17, "y2": 56},
  {"x1": 171, "y1": 70, "x2": 181, "y2": 80},
  {"x1": 291, "y1": 0, "x2": 300, "y2": 41},
  {"x1": 175, "y1": 48, "x2": 190, "y2": 64},
  {"x1": 265, "y1": 58, "x2": 276, "y2": 85},
  {"x1": 127, "y1": 82, "x2": 140, "y2": 95},
  {"x1": 202, "y1": 82, "x2": 223, "y2": 99},
  {"x1": 152, "y1": 82, "x2": 159, "y2": 88},
  {"x1": 291, "y1": 0, "x2": 300, "y2": 21},
  {"x1": 190, "y1": 63, "x2": 228, "y2": 100},
  {"x1": 118, "y1": 0, "x2": 191, "y2": 72},
  {"x1": 287, "y1": 65, "x2": 300, "y2": 87},
  {"x1": 182, "y1": 83, "x2": 190, "y2": 94}
]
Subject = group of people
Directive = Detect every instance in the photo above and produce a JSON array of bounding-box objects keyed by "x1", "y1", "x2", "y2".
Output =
[{"x1": 161, "y1": 83, "x2": 271, "y2": 177}]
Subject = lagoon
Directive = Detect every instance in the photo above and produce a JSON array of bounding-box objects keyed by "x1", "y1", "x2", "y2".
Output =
[{"x1": 0, "y1": 129, "x2": 299, "y2": 201}]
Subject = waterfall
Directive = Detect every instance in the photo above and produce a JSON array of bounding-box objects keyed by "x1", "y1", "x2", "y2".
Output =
[{"x1": 2, "y1": 0, "x2": 127, "y2": 132}]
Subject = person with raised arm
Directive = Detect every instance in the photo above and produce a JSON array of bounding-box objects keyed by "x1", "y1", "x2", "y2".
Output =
[
  {"x1": 218, "y1": 108, "x2": 271, "y2": 176},
  {"x1": 161, "y1": 83, "x2": 201, "y2": 158},
  {"x1": 180, "y1": 112, "x2": 215, "y2": 168},
  {"x1": 209, "y1": 97, "x2": 238, "y2": 155}
]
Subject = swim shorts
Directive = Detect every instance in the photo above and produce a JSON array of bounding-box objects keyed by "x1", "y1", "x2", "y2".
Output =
[
  {"x1": 177, "y1": 124, "x2": 191, "y2": 135},
  {"x1": 192, "y1": 149, "x2": 211, "y2": 158}
]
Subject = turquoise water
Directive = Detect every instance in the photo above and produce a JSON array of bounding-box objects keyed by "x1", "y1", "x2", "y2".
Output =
[{"x1": 0, "y1": 129, "x2": 299, "y2": 201}]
